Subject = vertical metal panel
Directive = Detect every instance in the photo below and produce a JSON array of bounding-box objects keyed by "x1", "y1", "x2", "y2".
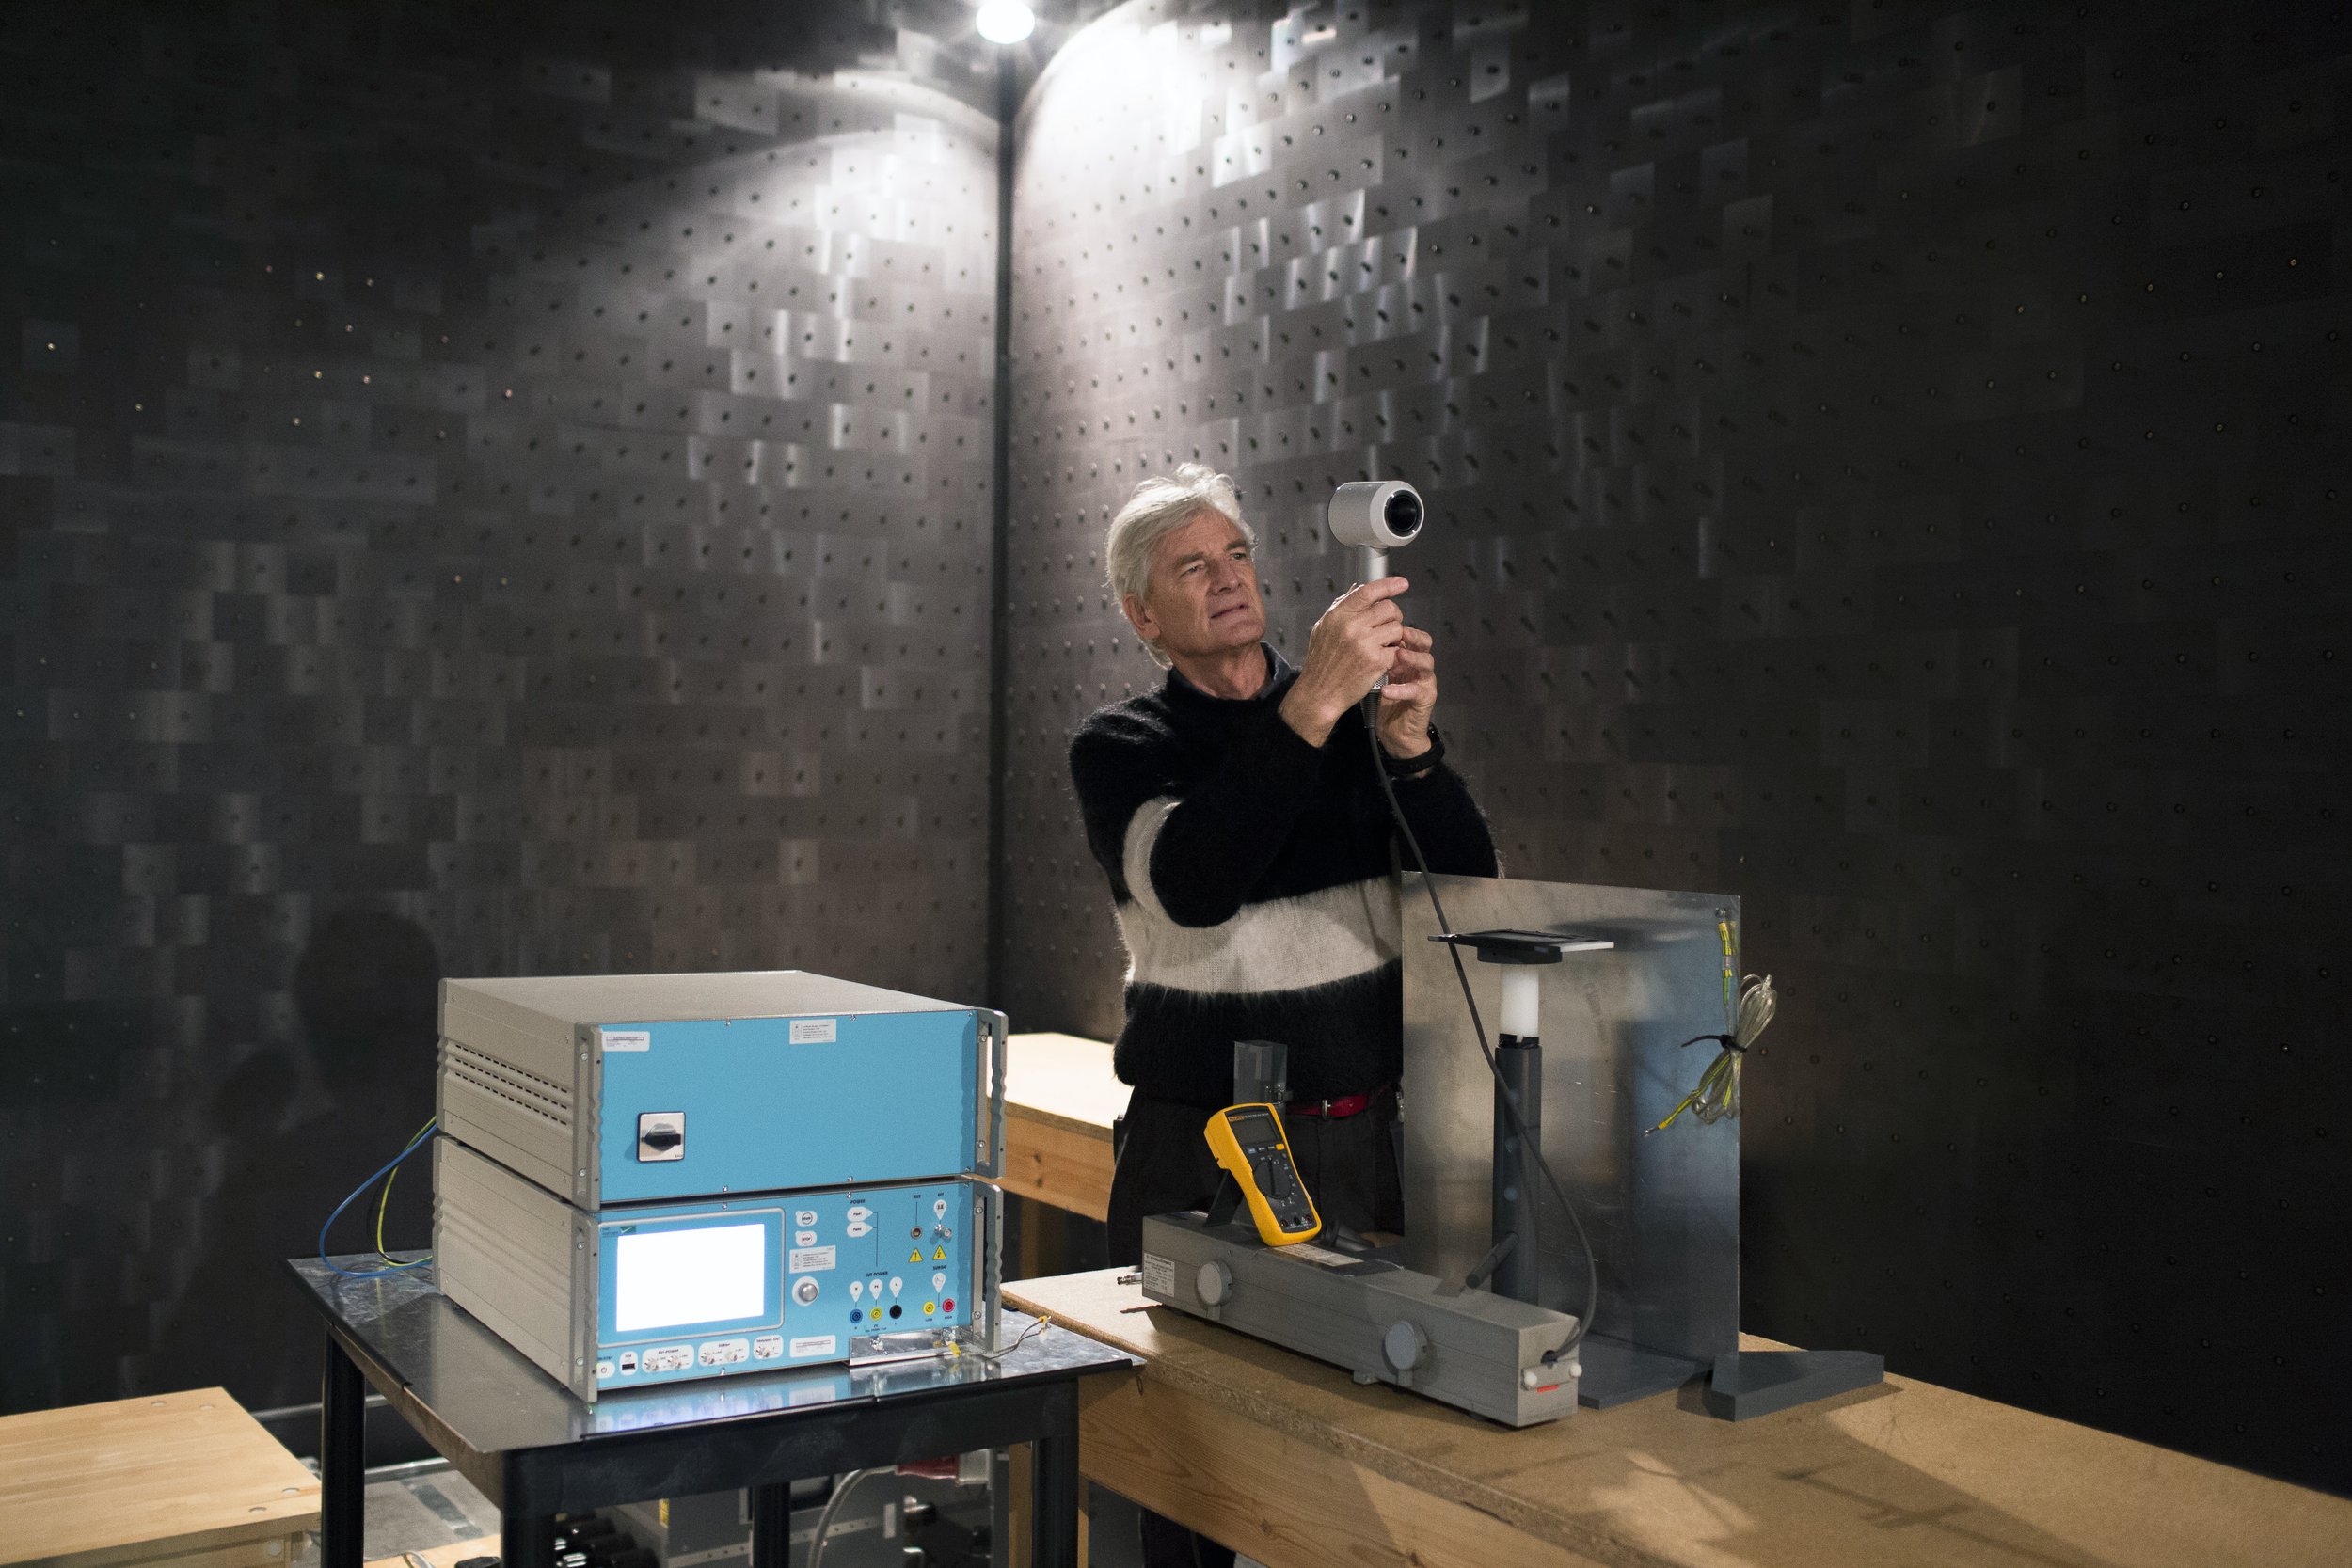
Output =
[{"x1": 1401, "y1": 874, "x2": 1738, "y2": 1368}]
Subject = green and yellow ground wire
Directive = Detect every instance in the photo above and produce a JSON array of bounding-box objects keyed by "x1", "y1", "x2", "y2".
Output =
[{"x1": 1649, "y1": 915, "x2": 1777, "y2": 1134}]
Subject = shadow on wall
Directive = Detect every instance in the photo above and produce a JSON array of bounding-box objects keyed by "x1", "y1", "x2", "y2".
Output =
[{"x1": 151, "y1": 909, "x2": 442, "y2": 1407}]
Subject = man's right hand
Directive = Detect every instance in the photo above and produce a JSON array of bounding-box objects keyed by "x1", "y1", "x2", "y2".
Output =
[{"x1": 1279, "y1": 577, "x2": 1409, "y2": 747}]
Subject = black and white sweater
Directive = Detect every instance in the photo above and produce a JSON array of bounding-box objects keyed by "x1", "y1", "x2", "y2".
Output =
[{"x1": 1067, "y1": 645, "x2": 1500, "y2": 1111}]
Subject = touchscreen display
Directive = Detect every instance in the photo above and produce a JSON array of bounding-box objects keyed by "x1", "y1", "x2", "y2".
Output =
[{"x1": 613, "y1": 1222, "x2": 766, "y2": 1332}]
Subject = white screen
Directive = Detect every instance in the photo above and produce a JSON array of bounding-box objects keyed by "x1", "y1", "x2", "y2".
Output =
[{"x1": 613, "y1": 1223, "x2": 767, "y2": 1333}]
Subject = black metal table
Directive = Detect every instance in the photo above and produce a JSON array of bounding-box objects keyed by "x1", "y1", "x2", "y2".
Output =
[{"x1": 288, "y1": 1255, "x2": 1134, "y2": 1567}]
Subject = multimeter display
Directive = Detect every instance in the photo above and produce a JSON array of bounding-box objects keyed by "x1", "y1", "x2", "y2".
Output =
[
  {"x1": 1205, "y1": 1103, "x2": 1320, "y2": 1245},
  {"x1": 1226, "y1": 1106, "x2": 1279, "y2": 1143}
]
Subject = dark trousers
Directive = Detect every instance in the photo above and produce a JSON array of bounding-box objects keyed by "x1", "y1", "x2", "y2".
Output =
[{"x1": 1105, "y1": 1088, "x2": 1403, "y2": 1568}]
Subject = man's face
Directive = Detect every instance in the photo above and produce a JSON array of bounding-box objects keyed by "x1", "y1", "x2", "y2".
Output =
[{"x1": 1123, "y1": 508, "x2": 1265, "y2": 663}]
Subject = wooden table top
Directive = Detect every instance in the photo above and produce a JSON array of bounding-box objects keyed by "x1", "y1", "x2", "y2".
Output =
[
  {"x1": 1007, "y1": 1267, "x2": 2352, "y2": 1568},
  {"x1": 0, "y1": 1386, "x2": 320, "y2": 1567},
  {"x1": 1004, "y1": 1031, "x2": 1128, "y2": 1134}
]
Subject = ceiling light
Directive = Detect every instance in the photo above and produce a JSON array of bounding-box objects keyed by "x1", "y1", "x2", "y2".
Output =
[{"x1": 976, "y1": 1, "x2": 1035, "y2": 44}]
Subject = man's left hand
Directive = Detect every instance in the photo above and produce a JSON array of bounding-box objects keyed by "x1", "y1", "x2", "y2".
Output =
[{"x1": 1376, "y1": 626, "x2": 1438, "y2": 760}]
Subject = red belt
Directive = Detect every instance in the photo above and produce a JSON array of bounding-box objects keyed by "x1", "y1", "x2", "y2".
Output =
[{"x1": 1283, "y1": 1087, "x2": 1387, "y2": 1120}]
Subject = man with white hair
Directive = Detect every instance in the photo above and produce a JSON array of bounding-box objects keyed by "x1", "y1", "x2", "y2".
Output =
[
  {"x1": 1069, "y1": 465, "x2": 1497, "y2": 1564},
  {"x1": 1070, "y1": 459, "x2": 1498, "y2": 1258}
]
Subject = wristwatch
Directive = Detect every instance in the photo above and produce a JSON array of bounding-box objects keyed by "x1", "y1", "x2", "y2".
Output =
[{"x1": 1380, "y1": 724, "x2": 1444, "y2": 778}]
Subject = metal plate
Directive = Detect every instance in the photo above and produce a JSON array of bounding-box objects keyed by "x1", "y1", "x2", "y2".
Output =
[{"x1": 1401, "y1": 874, "x2": 1739, "y2": 1371}]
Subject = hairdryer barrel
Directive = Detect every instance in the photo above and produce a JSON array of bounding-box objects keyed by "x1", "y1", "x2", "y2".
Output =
[{"x1": 1327, "y1": 480, "x2": 1424, "y2": 581}]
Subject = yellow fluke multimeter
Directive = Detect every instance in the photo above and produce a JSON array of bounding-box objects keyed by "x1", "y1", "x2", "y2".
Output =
[{"x1": 1204, "y1": 1103, "x2": 1321, "y2": 1246}]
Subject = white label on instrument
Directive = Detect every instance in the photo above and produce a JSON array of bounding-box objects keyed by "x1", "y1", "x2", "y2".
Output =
[
  {"x1": 1280, "y1": 1242, "x2": 1359, "y2": 1269},
  {"x1": 789, "y1": 1246, "x2": 836, "y2": 1274},
  {"x1": 789, "y1": 1335, "x2": 839, "y2": 1358},
  {"x1": 1139, "y1": 1254, "x2": 1175, "y2": 1296},
  {"x1": 601, "y1": 1029, "x2": 651, "y2": 1053},
  {"x1": 789, "y1": 1018, "x2": 838, "y2": 1044}
]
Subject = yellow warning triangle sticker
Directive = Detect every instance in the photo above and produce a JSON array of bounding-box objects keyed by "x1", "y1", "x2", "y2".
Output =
[
  {"x1": 909, "y1": 1249, "x2": 923, "y2": 1263},
  {"x1": 931, "y1": 1246, "x2": 946, "y2": 1260}
]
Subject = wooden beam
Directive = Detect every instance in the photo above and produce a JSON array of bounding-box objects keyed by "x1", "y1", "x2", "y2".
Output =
[
  {"x1": 999, "y1": 1106, "x2": 1116, "y2": 1222},
  {"x1": 996, "y1": 1032, "x2": 1123, "y2": 1223},
  {"x1": 1076, "y1": 1371, "x2": 1607, "y2": 1568}
]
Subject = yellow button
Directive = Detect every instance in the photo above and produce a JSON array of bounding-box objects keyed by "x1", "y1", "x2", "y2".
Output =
[
  {"x1": 869, "y1": 1307, "x2": 882, "y2": 1321},
  {"x1": 923, "y1": 1301, "x2": 936, "y2": 1315}
]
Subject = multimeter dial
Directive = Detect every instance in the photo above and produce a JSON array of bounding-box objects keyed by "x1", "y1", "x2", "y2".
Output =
[{"x1": 1206, "y1": 1104, "x2": 1322, "y2": 1244}]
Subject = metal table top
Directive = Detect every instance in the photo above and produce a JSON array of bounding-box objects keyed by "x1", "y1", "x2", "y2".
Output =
[{"x1": 287, "y1": 1255, "x2": 1134, "y2": 1459}]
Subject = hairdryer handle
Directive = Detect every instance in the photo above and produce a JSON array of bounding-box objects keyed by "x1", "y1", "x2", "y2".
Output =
[{"x1": 1360, "y1": 546, "x2": 1391, "y2": 691}]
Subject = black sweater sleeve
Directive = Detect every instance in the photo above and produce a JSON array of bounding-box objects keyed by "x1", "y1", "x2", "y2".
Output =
[
  {"x1": 1070, "y1": 704, "x2": 1328, "y2": 928},
  {"x1": 1388, "y1": 759, "x2": 1501, "y2": 877}
]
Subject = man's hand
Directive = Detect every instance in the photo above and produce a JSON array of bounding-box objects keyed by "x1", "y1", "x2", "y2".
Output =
[
  {"x1": 1279, "y1": 578, "x2": 1410, "y2": 747},
  {"x1": 1375, "y1": 626, "x2": 1437, "y2": 762}
]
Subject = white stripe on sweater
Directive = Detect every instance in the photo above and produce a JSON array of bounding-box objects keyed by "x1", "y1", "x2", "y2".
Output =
[{"x1": 1115, "y1": 795, "x2": 1400, "y2": 994}]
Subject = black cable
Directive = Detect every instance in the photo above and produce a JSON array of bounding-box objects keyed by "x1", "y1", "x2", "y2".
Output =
[{"x1": 1362, "y1": 696, "x2": 1597, "y2": 1364}]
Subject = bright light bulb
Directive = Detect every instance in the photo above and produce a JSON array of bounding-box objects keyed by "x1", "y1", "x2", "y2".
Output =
[{"x1": 976, "y1": 1, "x2": 1035, "y2": 44}]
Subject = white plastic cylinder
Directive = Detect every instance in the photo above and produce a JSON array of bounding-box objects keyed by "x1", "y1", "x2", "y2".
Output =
[{"x1": 1499, "y1": 966, "x2": 1541, "y2": 1039}]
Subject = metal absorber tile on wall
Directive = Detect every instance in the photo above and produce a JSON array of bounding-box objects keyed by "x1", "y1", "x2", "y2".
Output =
[
  {"x1": 0, "y1": 0, "x2": 1001, "y2": 1417},
  {"x1": 1002, "y1": 0, "x2": 2351, "y2": 1490}
]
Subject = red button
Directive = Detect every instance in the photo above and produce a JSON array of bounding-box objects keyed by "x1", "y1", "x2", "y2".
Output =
[{"x1": 943, "y1": 1298, "x2": 955, "y2": 1311}]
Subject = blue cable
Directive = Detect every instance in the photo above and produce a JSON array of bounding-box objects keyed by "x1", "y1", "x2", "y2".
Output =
[{"x1": 316, "y1": 1118, "x2": 438, "y2": 1279}]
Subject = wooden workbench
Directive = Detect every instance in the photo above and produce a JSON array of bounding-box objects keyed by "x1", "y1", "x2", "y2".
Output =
[
  {"x1": 0, "y1": 1387, "x2": 320, "y2": 1568},
  {"x1": 999, "y1": 1031, "x2": 1127, "y2": 1223},
  {"x1": 1006, "y1": 1268, "x2": 2352, "y2": 1568}
]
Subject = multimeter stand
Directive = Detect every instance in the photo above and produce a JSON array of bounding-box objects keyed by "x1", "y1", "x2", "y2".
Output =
[{"x1": 1202, "y1": 1171, "x2": 1244, "y2": 1229}]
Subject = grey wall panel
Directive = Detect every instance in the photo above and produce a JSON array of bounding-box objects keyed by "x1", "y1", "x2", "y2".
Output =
[
  {"x1": 1002, "y1": 0, "x2": 2351, "y2": 1490},
  {"x1": 0, "y1": 0, "x2": 1000, "y2": 1417}
]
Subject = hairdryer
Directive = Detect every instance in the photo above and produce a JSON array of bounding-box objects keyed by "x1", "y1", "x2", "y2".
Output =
[
  {"x1": 1327, "y1": 480, "x2": 1423, "y2": 585},
  {"x1": 1327, "y1": 480, "x2": 1424, "y2": 691}
]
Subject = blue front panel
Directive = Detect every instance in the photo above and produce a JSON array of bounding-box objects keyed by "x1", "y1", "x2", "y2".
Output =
[
  {"x1": 592, "y1": 1180, "x2": 973, "y2": 1396},
  {"x1": 787, "y1": 1182, "x2": 973, "y2": 1343},
  {"x1": 596, "y1": 1008, "x2": 977, "y2": 1202}
]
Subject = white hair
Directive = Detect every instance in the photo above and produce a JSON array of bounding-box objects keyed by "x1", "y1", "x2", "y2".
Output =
[{"x1": 1104, "y1": 464, "x2": 1257, "y2": 667}]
